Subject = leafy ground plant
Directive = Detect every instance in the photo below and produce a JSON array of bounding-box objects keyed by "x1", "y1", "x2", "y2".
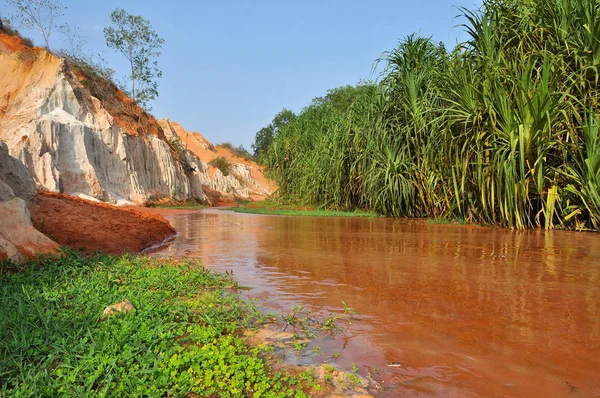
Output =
[{"x1": 0, "y1": 251, "x2": 317, "y2": 397}]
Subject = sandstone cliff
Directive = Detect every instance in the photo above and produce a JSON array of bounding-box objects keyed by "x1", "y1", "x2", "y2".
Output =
[
  {"x1": 159, "y1": 120, "x2": 274, "y2": 200},
  {"x1": 0, "y1": 31, "x2": 272, "y2": 205},
  {"x1": 0, "y1": 138, "x2": 175, "y2": 260}
]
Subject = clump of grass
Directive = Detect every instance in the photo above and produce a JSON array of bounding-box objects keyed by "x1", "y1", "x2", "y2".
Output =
[
  {"x1": 146, "y1": 198, "x2": 205, "y2": 209},
  {"x1": 0, "y1": 251, "x2": 315, "y2": 397},
  {"x1": 209, "y1": 156, "x2": 232, "y2": 176}
]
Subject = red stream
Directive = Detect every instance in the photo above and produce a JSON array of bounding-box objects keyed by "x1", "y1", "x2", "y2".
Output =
[{"x1": 148, "y1": 208, "x2": 600, "y2": 397}]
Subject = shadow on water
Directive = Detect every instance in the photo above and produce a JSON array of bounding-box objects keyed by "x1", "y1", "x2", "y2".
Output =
[{"x1": 148, "y1": 208, "x2": 600, "y2": 397}]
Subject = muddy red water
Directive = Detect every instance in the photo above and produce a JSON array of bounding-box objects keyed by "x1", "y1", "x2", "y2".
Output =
[{"x1": 148, "y1": 208, "x2": 600, "y2": 397}]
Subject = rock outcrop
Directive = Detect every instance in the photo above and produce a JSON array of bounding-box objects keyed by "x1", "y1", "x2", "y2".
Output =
[
  {"x1": 0, "y1": 142, "x2": 58, "y2": 262},
  {"x1": 0, "y1": 31, "x2": 272, "y2": 206}
]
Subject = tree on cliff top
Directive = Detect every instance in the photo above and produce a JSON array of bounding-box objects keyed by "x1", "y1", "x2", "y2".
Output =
[
  {"x1": 104, "y1": 8, "x2": 164, "y2": 111},
  {"x1": 5, "y1": 0, "x2": 65, "y2": 49}
]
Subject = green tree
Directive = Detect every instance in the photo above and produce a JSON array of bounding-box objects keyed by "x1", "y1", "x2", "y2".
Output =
[
  {"x1": 103, "y1": 8, "x2": 164, "y2": 110},
  {"x1": 252, "y1": 108, "x2": 295, "y2": 161},
  {"x1": 5, "y1": 0, "x2": 65, "y2": 49}
]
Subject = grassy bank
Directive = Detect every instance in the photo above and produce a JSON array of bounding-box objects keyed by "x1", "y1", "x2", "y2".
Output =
[
  {"x1": 146, "y1": 199, "x2": 206, "y2": 210},
  {"x1": 0, "y1": 251, "x2": 319, "y2": 397},
  {"x1": 229, "y1": 200, "x2": 379, "y2": 218}
]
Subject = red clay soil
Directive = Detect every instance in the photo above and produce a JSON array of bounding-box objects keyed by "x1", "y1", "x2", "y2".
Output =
[
  {"x1": 29, "y1": 191, "x2": 175, "y2": 255},
  {"x1": 0, "y1": 29, "x2": 35, "y2": 53}
]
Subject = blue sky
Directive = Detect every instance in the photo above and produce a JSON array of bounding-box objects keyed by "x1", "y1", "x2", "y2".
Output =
[{"x1": 4, "y1": 0, "x2": 481, "y2": 149}]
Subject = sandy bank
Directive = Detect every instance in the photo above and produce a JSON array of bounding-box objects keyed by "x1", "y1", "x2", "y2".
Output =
[{"x1": 29, "y1": 191, "x2": 175, "y2": 255}]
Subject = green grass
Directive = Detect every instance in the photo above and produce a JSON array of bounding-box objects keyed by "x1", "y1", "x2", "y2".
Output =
[
  {"x1": 0, "y1": 251, "x2": 316, "y2": 397},
  {"x1": 146, "y1": 200, "x2": 206, "y2": 210},
  {"x1": 229, "y1": 200, "x2": 379, "y2": 218}
]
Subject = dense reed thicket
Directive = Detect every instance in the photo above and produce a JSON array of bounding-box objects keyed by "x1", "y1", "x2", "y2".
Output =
[{"x1": 257, "y1": 0, "x2": 600, "y2": 231}]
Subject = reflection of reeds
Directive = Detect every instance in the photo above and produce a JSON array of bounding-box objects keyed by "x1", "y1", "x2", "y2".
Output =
[{"x1": 262, "y1": 0, "x2": 600, "y2": 231}]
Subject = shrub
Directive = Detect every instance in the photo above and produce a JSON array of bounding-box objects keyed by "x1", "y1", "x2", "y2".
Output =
[
  {"x1": 209, "y1": 156, "x2": 231, "y2": 176},
  {"x1": 20, "y1": 36, "x2": 33, "y2": 47},
  {"x1": 218, "y1": 141, "x2": 234, "y2": 150},
  {"x1": 258, "y1": 0, "x2": 600, "y2": 231},
  {"x1": 218, "y1": 141, "x2": 253, "y2": 161}
]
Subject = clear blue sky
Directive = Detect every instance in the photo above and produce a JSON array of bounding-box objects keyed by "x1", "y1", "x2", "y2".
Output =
[{"x1": 4, "y1": 0, "x2": 481, "y2": 149}]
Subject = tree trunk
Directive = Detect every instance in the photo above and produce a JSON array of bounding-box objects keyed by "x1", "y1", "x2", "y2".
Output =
[
  {"x1": 42, "y1": 29, "x2": 49, "y2": 50},
  {"x1": 129, "y1": 48, "x2": 135, "y2": 101}
]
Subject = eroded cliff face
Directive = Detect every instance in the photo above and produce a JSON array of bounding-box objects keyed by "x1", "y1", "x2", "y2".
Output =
[
  {"x1": 160, "y1": 120, "x2": 274, "y2": 200},
  {"x1": 0, "y1": 31, "x2": 271, "y2": 205}
]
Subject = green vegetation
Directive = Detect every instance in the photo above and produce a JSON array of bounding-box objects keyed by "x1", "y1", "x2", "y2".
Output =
[
  {"x1": 218, "y1": 141, "x2": 254, "y2": 161},
  {"x1": 257, "y1": 0, "x2": 600, "y2": 231},
  {"x1": 147, "y1": 199, "x2": 206, "y2": 209},
  {"x1": 229, "y1": 199, "x2": 378, "y2": 218},
  {"x1": 426, "y1": 217, "x2": 467, "y2": 226},
  {"x1": 104, "y1": 8, "x2": 164, "y2": 110},
  {"x1": 209, "y1": 156, "x2": 232, "y2": 176},
  {"x1": 0, "y1": 251, "x2": 320, "y2": 397},
  {"x1": 252, "y1": 109, "x2": 296, "y2": 162}
]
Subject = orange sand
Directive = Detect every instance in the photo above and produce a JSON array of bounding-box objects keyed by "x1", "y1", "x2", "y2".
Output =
[{"x1": 30, "y1": 191, "x2": 175, "y2": 255}]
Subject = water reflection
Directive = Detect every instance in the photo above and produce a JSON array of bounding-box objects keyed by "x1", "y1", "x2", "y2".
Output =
[{"x1": 150, "y1": 209, "x2": 600, "y2": 397}]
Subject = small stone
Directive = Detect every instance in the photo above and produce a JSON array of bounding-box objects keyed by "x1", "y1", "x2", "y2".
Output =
[{"x1": 102, "y1": 299, "x2": 134, "y2": 317}]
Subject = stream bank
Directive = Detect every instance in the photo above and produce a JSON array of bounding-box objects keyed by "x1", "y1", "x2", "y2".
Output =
[{"x1": 0, "y1": 251, "x2": 375, "y2": 397}]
